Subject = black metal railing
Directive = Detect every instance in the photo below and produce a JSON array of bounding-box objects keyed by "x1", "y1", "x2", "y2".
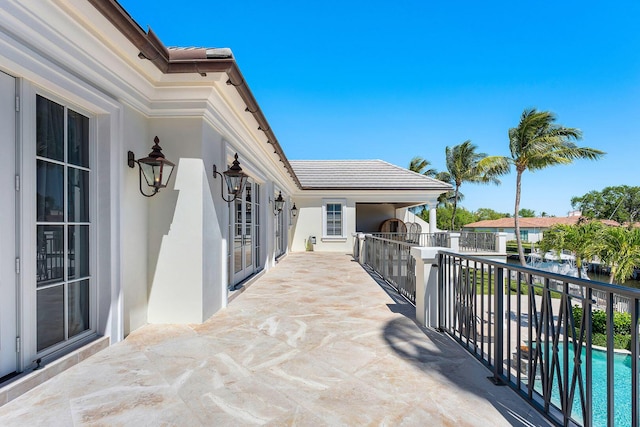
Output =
[
  {"x1": 369, "y1": 232, "x2": 450, "y2": 248},
  {"x1": 363, "y1": 235, "x2": 416, "y2": 304},
  {"x1": 438, "y1": 251, "x2": 639, "y2": 427},
  {"x1": 459, "y1": 231, "x2": 497, "y2": 252}
]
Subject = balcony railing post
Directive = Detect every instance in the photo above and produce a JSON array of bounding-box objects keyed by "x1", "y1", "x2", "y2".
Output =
[
  {"x1": 496, "y1": 232, "x2": 507, "y2": 253},
  {"x1": 411, "y1": 246, "x2": 441, "y2": 328},
  {"x1": 632, "y1": 298, "x2": 639, "y2": 426},
  {"x1": 438, "y1": 252, "x2": 444, "y2": 330},
  {"x1": 606, "y1": 292, "x2": 615, "y2": 426},
  {"x1": 449, "y1": 232, "x2": 460, "y2": 252},
  {"x1": 490, "y1": 264, "x2": 505, "y2": 385}
]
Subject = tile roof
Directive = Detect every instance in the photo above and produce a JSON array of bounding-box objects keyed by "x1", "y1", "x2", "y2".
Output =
[
  {"x1": 167, "y1": 47, "x2": 233, "y2": 60},
  {"x1": 464, "y1": 217, "x2": 620, "y2": 228},
  {"x1": 289, "y1": 160, "x2": 453, "y2": 190}
]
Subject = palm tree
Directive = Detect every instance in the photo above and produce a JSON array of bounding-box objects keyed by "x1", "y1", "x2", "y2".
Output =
[
  {"x1": 445, "y1": 140, "x2": 504, "y2": 230},
  {"x1": 408, "y1": 157, "x2": 452, "y2": 214},
  {"x1": 598, "y1": 226, "x2": 640, "y2": 284},
  {"x1": 434, "y1": 171, "x2": 456, "y2": 207},
  {"x1": 408, "y1": 156, "x2": 438, "y2": 177},
  {"x1": 489, "y1": 109, "x2": 605, "y2": 266}
]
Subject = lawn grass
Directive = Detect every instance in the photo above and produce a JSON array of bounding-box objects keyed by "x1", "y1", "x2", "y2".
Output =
[{"x1": 456, "y1": 267, "x2": 562, "y2": 298}]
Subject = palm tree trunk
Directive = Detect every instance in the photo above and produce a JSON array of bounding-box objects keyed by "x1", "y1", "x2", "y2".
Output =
[
  {"x1": 609, "y1": 265, "x2": 616, "y2": 284},
  {"x1": 450, "y1": 186, "x2": 459, "y2": 230},
  {"x1": 576, "y1": 257, "x2": 582, "y2": 279},
  {"x1": 514, "y1": 170, "x2": 526, "y2": 266}
]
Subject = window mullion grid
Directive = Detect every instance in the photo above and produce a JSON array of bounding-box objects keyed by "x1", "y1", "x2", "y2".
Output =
[{"x1": 63, "y1": 107, "x2": 69, "y2": 342}]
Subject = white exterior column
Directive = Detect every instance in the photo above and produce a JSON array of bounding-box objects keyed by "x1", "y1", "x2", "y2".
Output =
[
  {"x1": 353, "y1": 232, "x2": 366, "y2": 264},
  {"x1": 449, "y1": 232, "x2": 460, "y2": 252},
  {"x1": 147, "y1": 158, "x2": 225, "y2": 323},
  {"x1": 429, "y1": 207, "x2": 437, "y2": 233},
  {"x1": 496, "y1": 232, "x2": 507, "y2": 254},
  {"x1": 411, "y1": 247, "x2": 442, "y2": 328}
]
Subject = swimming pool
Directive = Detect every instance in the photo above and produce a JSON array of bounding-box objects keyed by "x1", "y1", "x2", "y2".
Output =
[{"x1": 531, "y1": 344, "x2": 632, "y2": 426}]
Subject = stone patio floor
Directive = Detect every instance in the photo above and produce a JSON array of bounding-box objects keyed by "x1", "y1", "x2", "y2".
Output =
[{"x1": 0, "y1": 252, "x2": 551, "y2": 426}]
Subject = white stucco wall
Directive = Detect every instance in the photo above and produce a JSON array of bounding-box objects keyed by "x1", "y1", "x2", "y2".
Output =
[
  {"x1": 121, "y1": 106, "x2": 150, "y2": 335},
  {"x1": 290, "y1": 197, "x2": 356, "y2": 253}
]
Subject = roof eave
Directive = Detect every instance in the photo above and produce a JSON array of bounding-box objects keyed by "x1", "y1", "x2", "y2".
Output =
[
  {"x1": 88, "y1": 0, "x2": 302, "y2": 189},
  {"x1": 301, "y1": 186, "x2": 452, "y2": 191}
]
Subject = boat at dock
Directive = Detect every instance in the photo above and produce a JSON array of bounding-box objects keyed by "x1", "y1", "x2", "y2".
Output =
[{"x1": 526, "y1": 251, "x2": 590, "y2": 280}]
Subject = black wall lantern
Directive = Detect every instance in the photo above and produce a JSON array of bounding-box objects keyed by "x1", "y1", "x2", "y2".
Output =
[
  {"x1": 273, "y1": 191, "x2": 285, "y2": 215},
  {"x1": 213, "y1": 153, "x2": 249, "y2": 202},
  {"x1": 127, "y1": 136, "x2": 175, "y2": 197},
  {"x1": 290, "y1": 203, "x2": 298, "y2": 218}
]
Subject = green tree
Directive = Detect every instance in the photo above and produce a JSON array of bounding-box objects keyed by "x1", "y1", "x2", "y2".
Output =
[
  {"x1": 518, "y1": 208, "x2": 536, "y2": 218},
  {"x1": 445, "y1": 140, "x2": 504, "y2": 230},
  {"x1": 488, "y1": 109, "x2": 605, "y2": 266},
  {"x1": 571, "y1": 185, "x2": 640, "y2": 224},
  {"x1": 539, "y1": 220, "x2": 604, "y2": 279},
  {"x1": 474, "y1": 208, "x2": 510, "y2": 221},
  {"x1": 598, "y1": 226, "x2": 640, "y2": 284},
  {"x1": 433, "y1": 205, "x2": 476, "y2": 230}
]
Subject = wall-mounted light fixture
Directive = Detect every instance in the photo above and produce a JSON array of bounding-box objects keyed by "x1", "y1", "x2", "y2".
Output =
[
  {"x1": 127, "y1": 136, "x2": 175, "y2": 197},
  {"x1": 213, "y1": 153, "x2": 249, "y2": 202},
  {"x1": 272, "y1": 191, "x2": 285, "y2": 215},
  {"x1": 290, "y1": 203, "x2": 298, "y2": 218}
]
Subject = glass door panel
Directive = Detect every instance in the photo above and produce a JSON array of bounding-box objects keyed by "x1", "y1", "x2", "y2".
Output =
[
  {"x1": 35, "y1": 95, "x2": 91, "y2": 353},
  {"x1": 233, "y1": 198, "x2": 242, "y2": 274},
  {"x1": 231, "y1": 180, "x2": 261, "y2": 286},
  {"x1": 244, "y1": 186, "x2": 253, "y2": 270}
]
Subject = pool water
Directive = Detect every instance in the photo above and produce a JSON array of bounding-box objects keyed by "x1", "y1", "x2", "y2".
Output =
[{"x1": 532, "y1": 344, "x2": 632, "y2": 426}]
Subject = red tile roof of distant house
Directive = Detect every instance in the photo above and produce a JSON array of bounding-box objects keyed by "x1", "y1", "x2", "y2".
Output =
[{"x1": 463, "y1": 217, "x2": 620, "y2": 229}]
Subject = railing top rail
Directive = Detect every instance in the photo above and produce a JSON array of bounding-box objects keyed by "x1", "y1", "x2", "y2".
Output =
[
  {"x1": 458, "y1": 231, "x2": 496, "y2": 237},
  {"x1": 438, "y1": 249, "x2": 640, "y2": 298},
  {"x1": 363, "y1": 231, "x2": 448, "y2": 237},
  {"x1": 365, "y1": 234, "x2": 416, "y2": 247}
]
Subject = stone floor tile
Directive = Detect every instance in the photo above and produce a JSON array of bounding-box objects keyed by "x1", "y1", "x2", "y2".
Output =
[{"x1": 0, "y1": 253, "x2": 551, "y2": 426}]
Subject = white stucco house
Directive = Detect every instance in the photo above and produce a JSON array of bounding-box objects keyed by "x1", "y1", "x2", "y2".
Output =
[{"x1": 0, "y1": 0, "x2": 450, "y2": 384}]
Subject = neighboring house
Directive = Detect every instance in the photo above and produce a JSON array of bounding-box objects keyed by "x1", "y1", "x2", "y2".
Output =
[
  {"x1": 464, "y1": 216, "x2": 620, "y2": 243},
  {"x1": 0, "y1": 1, "x2": 450, "y2": 382}
]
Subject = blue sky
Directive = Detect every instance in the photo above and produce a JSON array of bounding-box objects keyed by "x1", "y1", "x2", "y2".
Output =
[{"x1": 120, "y1": 0, "x2": 640, "y2": 217}]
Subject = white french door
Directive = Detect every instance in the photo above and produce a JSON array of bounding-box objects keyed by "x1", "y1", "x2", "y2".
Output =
[
  {"x1": 231, "y1": 180, "x2": 261, "y2": 286},
  {"x1": 0, "y1": 71, "x2": 17, "y2": 378},
  {"x1": 35, "y1": 94, "x2": 92, "y2": 353}
]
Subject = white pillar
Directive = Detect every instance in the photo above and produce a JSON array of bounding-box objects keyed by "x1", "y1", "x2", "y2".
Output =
[
  {"x1": 496, "y1": 232, "x2": 507, "y2": 254},
  {"x1": 352, "y1": 232, "x2": 366, "y2": 264},
  {"x1": 148, "y1": 158, "x2": 225, "y2": 324},
  {"x1": 411, "y1": 247, "x2": 442, "y2": 328},
  {"x1": 449, "y1": 232, "x2": 460, "y2": 252},
  {"x1": 429, "y1": 207, "x2": 437, "y2": 234}
]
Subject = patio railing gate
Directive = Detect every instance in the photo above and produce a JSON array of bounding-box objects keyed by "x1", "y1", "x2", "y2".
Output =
[
  {"x1": 363, "y1": 235, "x2": 416, "y2": 304},
  {"x1": 459, "y1": 231, "x2": 497, "y2": 252}
]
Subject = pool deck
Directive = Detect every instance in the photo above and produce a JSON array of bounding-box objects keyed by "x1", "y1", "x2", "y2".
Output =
[{"x1": 0, "y1": 252, "x2": 551, "y2": 426}]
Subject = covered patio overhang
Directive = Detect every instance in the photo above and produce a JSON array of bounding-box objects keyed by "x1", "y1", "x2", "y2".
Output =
[{"x1": 354, "y1": 194, "x2": 441, "y2": 234}]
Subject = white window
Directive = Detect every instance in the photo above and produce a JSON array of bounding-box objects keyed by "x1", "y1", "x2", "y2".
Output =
[{"x1": 322, "y1": 199, "x2": 346, "y2": 239}]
